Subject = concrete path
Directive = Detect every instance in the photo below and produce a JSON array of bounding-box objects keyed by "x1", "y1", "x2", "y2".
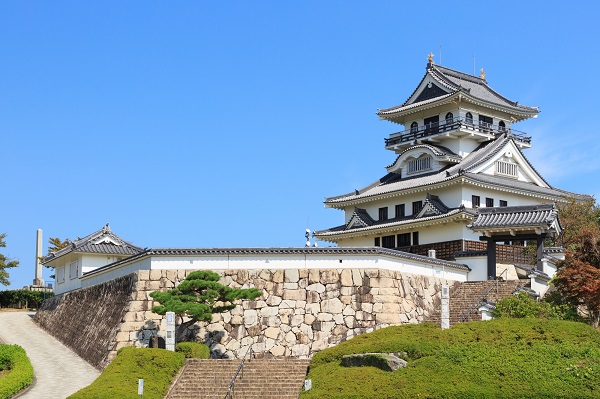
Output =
[{"x1": 0, "y1": 311, "x2": 100, "y2": 399}]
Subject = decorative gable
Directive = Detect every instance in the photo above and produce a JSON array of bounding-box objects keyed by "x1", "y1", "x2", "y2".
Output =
[
  {"x1": 469, "y1": 138, "x2": 549, "y2": 187},
  {"x1": 345, "y1": 208, "x2": 374, "y2": 230},
  {"x1": 416, "y1": 194, "x2": 450, "y2": 218}
]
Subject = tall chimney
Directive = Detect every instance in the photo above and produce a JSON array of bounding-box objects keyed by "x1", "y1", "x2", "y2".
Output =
[{"x1": 33, "y1": 229, "x2": 44, "y2": 286}]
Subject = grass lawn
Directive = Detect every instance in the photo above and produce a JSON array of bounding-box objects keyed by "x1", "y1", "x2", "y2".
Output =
[{"x1": 300, "y1": 319, "x2": 600, "y2": 399}]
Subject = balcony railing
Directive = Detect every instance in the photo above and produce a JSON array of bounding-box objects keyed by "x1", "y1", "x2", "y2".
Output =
[{"x1": 384, "y1": 117, "x2": 531, "y2": 147}]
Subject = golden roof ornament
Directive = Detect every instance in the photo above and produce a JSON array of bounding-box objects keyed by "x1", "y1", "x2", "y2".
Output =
[
  {"x1": 428, "y1": 52, "x2": 435, "y2": 64},
  {"x1": 480, "y1": 68, "x2": 486, "y2": 79}
]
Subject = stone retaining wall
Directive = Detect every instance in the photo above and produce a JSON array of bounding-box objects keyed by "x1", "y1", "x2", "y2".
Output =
[
  {"x1": 34, "y1": 274, "x2": 135, "y2": 369},
  {"x1": 122, "y1": 269, "x2": 457, "y2": 360}
]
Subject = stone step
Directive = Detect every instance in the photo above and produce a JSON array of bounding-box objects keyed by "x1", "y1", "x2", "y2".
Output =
[{"x1": 166, "y1": 357, "x2": 310, "y2": 399}]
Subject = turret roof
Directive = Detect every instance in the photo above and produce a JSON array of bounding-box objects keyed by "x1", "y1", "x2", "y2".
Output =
[
  {"x1": 42, "y1": 224, "x2": 144, "y2": 264},
  {"x1": 377, "y1": 63, "x2": 539, "y2": 120}
]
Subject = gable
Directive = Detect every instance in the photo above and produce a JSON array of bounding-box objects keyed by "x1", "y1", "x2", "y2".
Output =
[
  {"x1": 468, "y1": 139, "x2": 549, "y2": 187},
  {"x1": 413, "y1": 82, "x2": 448, "y2": 103}
]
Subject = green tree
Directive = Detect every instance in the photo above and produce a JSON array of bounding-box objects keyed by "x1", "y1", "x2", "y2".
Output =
[
  {"x1": 42, "y1": 237, "x2": 71, "y2": 280},
  {"x1": 0, "y1": 233, "x2": 19, "y2": 286},
  {"x1": 554, "y1": 198, "x2": 600, "y2": 327},
  {"x1": 150, "y1": 270, "x2": 262, "y2": 340}
]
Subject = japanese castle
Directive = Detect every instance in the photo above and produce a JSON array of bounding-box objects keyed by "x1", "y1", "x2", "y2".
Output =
[{"x1": 314, "y1": 56, "x2": 584, "y2": 280}]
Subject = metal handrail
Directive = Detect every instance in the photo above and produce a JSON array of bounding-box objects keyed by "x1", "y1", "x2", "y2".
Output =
[
  {"x1": 385, "y1": 116, "x2": 531, "y2": 147},
  {"x1": 223, "y1": 343, "x2": 253, "y2": 399},
  {"x1": 458, "y1": 285, "x2": 494, "y2": 323}
]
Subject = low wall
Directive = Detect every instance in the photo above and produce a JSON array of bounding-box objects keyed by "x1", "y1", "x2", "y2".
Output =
[
  {"x1": 33, "y1": 268, "x2": 458, "y2": 367},
  {"x1": 34, "y1": 274, "x2": 135, "y2": 369},
  {"x1": 121, "y1": 268, "x2": 457, "y2": 359}
]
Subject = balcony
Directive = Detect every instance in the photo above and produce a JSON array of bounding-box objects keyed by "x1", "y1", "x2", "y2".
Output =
[{"x1": 384, "y1": 117, "x2": 531, "y2": 150}]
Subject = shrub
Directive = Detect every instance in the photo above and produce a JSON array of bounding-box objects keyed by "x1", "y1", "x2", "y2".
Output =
[
  {"x1": 0, "y1": 289, "x2": 50, "y2": 309},
  {"x1": 68, "y1": 347, "x2": 184, "y2": 399},
  {"x1": 494, "y1": 292, "x2": 582, "y2": 320},
  {"x1": 0, "y1": 344, "x2": 34, "y2": 398},
  {"x1": 175, "y1": 342, "x2": 210, "y2": 359}
]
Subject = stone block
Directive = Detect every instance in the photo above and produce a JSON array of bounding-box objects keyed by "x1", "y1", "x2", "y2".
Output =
[
  {"x1": 320, "y1": 270, "x2": 339, "y2": 284},
  {"x1": 259, "y1": 306, "x2": 279, "y2": 317},
  {"x1": 376, "y1": 313, "x2": 401, "y2": 324},
  {"x1": 243, "y1": 310, "x2": 257, "y2": 327},
  {"x1": 283, "y1": 282, "x2": 299, "y2": 290},
  {"x1": 149, "y1": 269, "x2": 162, "y2": 281},
  {"x1": 285, "y1": 269, "x2": 300, "y2": 283},
  {"x1": 321, "y1": 298, "x2": 343, "y2": 314},
  {"x1": 342, "y1": 305, "x2": 356, "y2": 316},
  {"x1": 306, "y1": 283, "x2": 326, "y2": 293},
  {"x1": 352, "y1": 269, "x2": 362, "y2": 286},
  {"x1": 306, "y1": 291, "x2": 320, "y2": 304},
  {"x1": 145, "y1": 280, "x2": 161, "y2": 291},
  {"x1": 306, "y1": 303, "x2": 320, "y2": 315},
  {"x1": 340, "y1": 269, "x2": 353, "y2": 286},
  {"x1": 344, "y1": 316, "x2": 355, "y2": 329},
  {"x1": 333, "y1": 313, "x2": 344, "y2": 324},
  {"x1": 283, "y1": 289, "x2": 306, "y2": 301},
  {"x1": 279, "y1": 300, "x2": 296, "y2": 309},
  {"x1": 291, "y1": 314, "x2": 304, "y2": 327},
  {"x1": 266, "y1": 295, "x2": 282, "y2": 306},
  {"x1": 308, "y1": 269, "x2": 320, "y2": 284},
  {"x1": 340, "y1": 295, "x2": 352, "y2": 305},
  {"x1": 137, "y1": 270, "x2": 150, "y2": 281},
  {"x1": 291, "y1": 344, "x2": 310, "y2": 357},
  {"x1": 317, "y1": 312, "x2": 333, "y2": 322},
  {"x1": 272, "y1": 270, "x2": 284, "y2": 283},
  {"x1": 270, "y1": 345, "x2": 286, "y2": 356}
]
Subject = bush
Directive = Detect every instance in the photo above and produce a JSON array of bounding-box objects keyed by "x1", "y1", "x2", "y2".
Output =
[
  {"x1": 68, "y1": 347, "x2": 184, "y2": 399},
  {"x1": 175, "y1": 342, "x2": 210, "y2": 359},
  {"x1": 494, "y1": 292, "x2": 582, "y2": 320},
  {"x1": 0, "y1": 344, "x2": 34, "y2": 398},
  {"x1": 300, "y1": 319, "x2": 600, "y2": 399},
  {"x1": 0, "y1": 289, "x2": 50, "y2": 309}
]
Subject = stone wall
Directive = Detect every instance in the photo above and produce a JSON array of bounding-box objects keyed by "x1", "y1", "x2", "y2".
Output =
[
  {"x1": 120, "y1": 269, "x2": 457, "y2": 359},
  {"x1": 34, "y1": 274, "x2": 135, "y2": 369}
]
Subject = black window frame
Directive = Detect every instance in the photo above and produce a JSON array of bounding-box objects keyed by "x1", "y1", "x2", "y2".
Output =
[
  {"x1": 378, "y1": 207, "x2": 388, "y2": 221},
  {"x1": 395, "y1": 204, "x2": 405, "y2": 218},
  {"x1": 486, "y1": 197, "x2": 494, "y2": 207},
  {"x1": 465, "y1": 112, "x2": 473, "y2": 124},
  {"x1": 412, "y1": 231, "x2": 419, "y2": 246},
  {"x1": 472, "y1": 195, "x2": 481, "y2": 208},
  {"x1": 382, "y1": 235, "x2": 395, "y2": 249},
  {"x1": 374, "y1": 237, "x2": 380, "y2": 247},
  {"x1": 397, "y1": 233, "x2": 411, "y2": 247},
  {"x1": 499, "y1": 200, "x2": 508, "y2": 207},
  {"x1": 410, "y1": 121, "x2": 418, "y2": 133},
  {"x1": 412, "y1": 201, "x2": 423, "y2": 215}
]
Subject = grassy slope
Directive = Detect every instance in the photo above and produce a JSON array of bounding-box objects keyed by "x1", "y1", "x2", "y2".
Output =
[
  {"x1": 300, "y1": 319, "x2": 600, "y2": 399},
  {"x1": 68, "y1": 347, "x2": 185, "y2": 399}
]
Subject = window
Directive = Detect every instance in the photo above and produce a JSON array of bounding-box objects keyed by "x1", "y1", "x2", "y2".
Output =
[
  {"x1": 410, "y1": 121, "x2": 418, "y2": 133},
  {"x1": 500, "y1": 200, "x2": 508, "y2": 207},
  {"x1": 479, "y1": 115, "x2": 493, "y2": 132},
  {"x1": 374, "y1": 237, "x2": 380, "y2": 247},
  {"x1": 412, "y1": 231, "x2": 419, "y2": 245},
  {"x1": 472, "y1": 195, "x2": 481, "y2": 208},
  {"x1": 499, "y1": 120, "x2": 506, "y2": 132},
  {"x1": 378, "y1": 207, "x2": 388, "y2": 220},
  {"x1": 412, "y1": 201, "x2": 423, "y2": 215},
  {"x1": 382, "y1": 235, "x2": 395, "y2": 249},
  {"x1": 495, "y1": 160, "x2": 518, "y2": 177},
  {"x1": 486, "y1": 198, "x2": 494, "y2": 207},
  {"x1": 445, "y1": 112, "x2": 454, "y2": 123},
  {"x1": 407, "y1": 155, "x2": 432, "y2": 174},
  {"x1": 465, "y1": 112, "x2": 473, "y2": 124},
  {"x1": 69, "y1": 260, "x2": 78, "y2": 280},
  {"x1": 395, "y1": 204, "x2": 405, "y2": 218},
  {"x1": 397, "y1": 233, "x2": 411, "y2": 247},
  {"x1": 56, "y1": 266, "x2": 65, "y2": 284},
  {"x1": 424, "y1": 115, "x2": 439, "y2": 134}
]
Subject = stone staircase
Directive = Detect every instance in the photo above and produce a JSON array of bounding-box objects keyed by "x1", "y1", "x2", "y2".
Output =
[
  {"x1": 427, "y1": 279, "x2": 528, "y2": 326},
  {"x1": 165, "y1": 357, "x2": 310, "y2": 399}
]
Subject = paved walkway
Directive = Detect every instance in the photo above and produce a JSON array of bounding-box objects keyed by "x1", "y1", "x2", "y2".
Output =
[{"x1": 0, "y1": 311, "x2": 100, "y2": 399}]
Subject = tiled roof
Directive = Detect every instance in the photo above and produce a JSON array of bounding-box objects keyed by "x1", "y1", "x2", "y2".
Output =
[
  {"x1": 377, "y1": 63, "x2": 539, "y2": 118},
  {"x1": 386, "y1": 144, "x2": 462, "y2": 169},
  {"x1": 81, "y1": 246, "x2": 471, "y2": 277},
  {"x1": 42, "y1": 224, "x2": 144, "y2": 264},
  {"x1": 314, "y1": 207, "x2": 473, "y2": 237},
  {"x1": 468, "y1": 204, "x2": 560, "y2": 231},
  {"x1": 324, "y1": 135, "x2": 589, "y2": 207}
]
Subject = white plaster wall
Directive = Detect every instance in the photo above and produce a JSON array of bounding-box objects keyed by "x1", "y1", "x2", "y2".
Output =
[
  {"x1": 459, "y1": 256, "x2": 488, "y2": 281},
  {"x1": 81, "y1": 258, "x2": 152, "y2": 289},
  {"x1": 531, "y1": 277, "x2": 549, "y2": 297}
]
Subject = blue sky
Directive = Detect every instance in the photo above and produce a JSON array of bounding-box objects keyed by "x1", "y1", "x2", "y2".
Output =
[{"x1": 2, "y1": 1, "x2": 599, "y2": 289}]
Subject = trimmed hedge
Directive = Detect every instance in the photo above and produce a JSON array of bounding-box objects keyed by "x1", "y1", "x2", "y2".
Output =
[
  {"x1": 301, "y1": 319, "x2": 600, "y2": 399},
  {"x1": 175, "y1": 342, "x2": 210, "y2": 359},
  {"x1": 67, "y1": 347, "x2": 184, "y2": 399},
  {"x1": 0, "y1": 344, "x2": 34, "y2": 398}
]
